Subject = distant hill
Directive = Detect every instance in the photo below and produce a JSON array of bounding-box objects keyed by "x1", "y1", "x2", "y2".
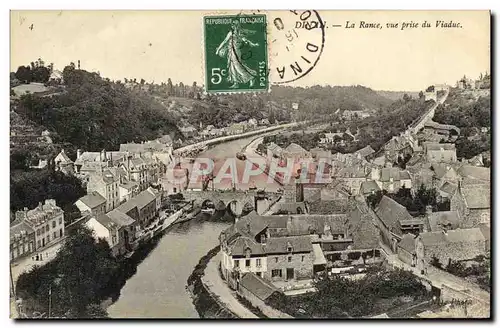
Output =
[
  {"x1": 267, "y1": 85, "x2": 395, "y2": 116},
  {"x1": 376, "y1": 90, "x2": 420, "y2": 102},
  {"x1": 14, "y1": 67, "x2": 182, "y2": 152}
]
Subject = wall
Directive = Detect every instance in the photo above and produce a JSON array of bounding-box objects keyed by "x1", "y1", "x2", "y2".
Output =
[
  {"x1": 397, "y1": 247, "x2": 415, "y2": 266},
  {"x1": 232, "y1": 256, "x2": 268, "y2": 276},
  {"x1": 238, "y1": 288, "x2": 293, "y2": 318},
  {"x1": 265, "y1": 252, "x2": 313, "y2": 281},
  {"x1": 421, "y1": 239, "x2": 486, "y2": 267}
]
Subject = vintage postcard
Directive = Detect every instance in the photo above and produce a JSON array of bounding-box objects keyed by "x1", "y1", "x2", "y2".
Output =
[{"x1": 9, "y1": 10, "x2": 491, "y2": 319}]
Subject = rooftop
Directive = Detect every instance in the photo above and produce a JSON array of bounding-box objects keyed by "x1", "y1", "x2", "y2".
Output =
[
  {"x1": 419, "y1": 228, "x2": 486, "y2": 246},
  {"x1": 428, "y1": 211, "x2": 460, "y2": 232},
  {"x1": 239, "y1": 273, "x2": 279, "y2": 302},
  {"x1": 77, "y1": 191, "x2": 106, "y2": 209}
]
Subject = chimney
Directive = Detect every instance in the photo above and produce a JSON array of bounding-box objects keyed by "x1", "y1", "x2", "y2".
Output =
[{"x1": 77, "y1": 149, "x2": 82, "y2": 159}]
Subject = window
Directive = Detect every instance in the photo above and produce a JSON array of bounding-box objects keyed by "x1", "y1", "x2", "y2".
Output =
[
  {"x1": 301, "y1": 256, "x2": 305, "y2": 262},
  {"x1": 275, "y1": 257, "x2": 278, "y2": 263},
  {"x1": 36, "y1": 229, "x2": 40, "y2": 236},
  {"x1": 37, "y1": 240, "x2": 41, "y2": 248},
  {"x1": 256, "y1": 272, "x2": 262, "y2": 277},
  {"x1": 59, "y1": 217, "x2": 62, "y2": 225},
  {"x1": 245, "y1": 259, "x2": 251, "y2": 268},
  {"x1": 46, "y1": 224, "x2": 49, "y2": 231},
  {"x1": 53, "y1": 232, "x2": 57, "y2": 239},
  {"x1": 271, "y1": 269, "x2": 282, "y2": 278},
  {"x1": 234, "y1": 260, "x2": 240, "y2": 268},
  {"x1": 41, "y1": 227, "x2": 45, "y2": 234},
  {"x1": 47, "y1": 235, "x2": 50, "y2": 243},
  {"x1": 60, "y1": 229, "x2": 63, "y2": 237},
  {"x1": 288, "y1": 256, "x2": 292, "y2": 262},
  {"x1": 287, "y1": 246, "x2": 293, "y2": 252},
  {"x1": 52, "y1": 221, "x2": 56, "y2": 228},
  {"x1": 256, "y1": 259, "x2": 262, "y2": 267}
]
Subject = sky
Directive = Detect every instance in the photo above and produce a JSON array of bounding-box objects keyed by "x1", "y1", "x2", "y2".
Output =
[{"x1": 10, "y1": 10, "x2": 490, "y2": 91}]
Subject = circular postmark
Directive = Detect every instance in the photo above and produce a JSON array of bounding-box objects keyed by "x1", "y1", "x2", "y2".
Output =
[{"x1": 268, "y1": 10, "x2": 326, "y2": 84}]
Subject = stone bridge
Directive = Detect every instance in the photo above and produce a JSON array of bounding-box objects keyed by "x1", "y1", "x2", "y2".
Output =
[{"x1": 182, "y1": 190, "x2": 280, "y2": 216}]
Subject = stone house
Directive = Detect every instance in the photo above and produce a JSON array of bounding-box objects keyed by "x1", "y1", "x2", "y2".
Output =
[
  {"x1": 374, "y1": 196, "x2": 424, "y2": 251},
  {"x1": 10, "y1": 220, "x2": 36, "y2": 261},
  {"x1": 114, "y1": 187, "x2": 161, "y2": 229},
  {"x1": 85, "y1": 210, "x2": 137, "y2": 257},
  {"x1": 54, "y1": 149, "x2": 74, "y2": 175},
  {"x1": 397, "y1": 233, "x2": 417, "y2": 267},
  {"x1": 371, "y1": 167, "x2": 412, "y2": 193},
  {"x1": 423, "y1": 142, "x2": 457, "y2": 164},
  {"x1": 450, "y1": 182, "x2": 490, "y2": 228},
  {"x1": 415, "y1": 228, "x2": 487, "y2": 273},
  {"x1": 75, "y1": 191, "x2": 107, "y2": 216},
  {"x1": 14, "y1": 199, "x2": 65, "y2": 251},
  {"x1": 87, "y1": 168, "x2": 121, "y2": 213}
]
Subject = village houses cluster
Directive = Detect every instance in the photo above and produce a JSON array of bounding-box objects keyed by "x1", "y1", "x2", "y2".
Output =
[
  {"x1": 10, "y1": 135, "x2": 177, "y2": 260},
  {"x1": 219, "y1": 87, "x2": 490, "y2": 302}
]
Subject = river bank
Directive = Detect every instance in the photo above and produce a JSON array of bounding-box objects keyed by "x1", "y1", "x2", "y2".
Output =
[{"x1": 186, "y1": 245, "x2": 236, "y2": 319}]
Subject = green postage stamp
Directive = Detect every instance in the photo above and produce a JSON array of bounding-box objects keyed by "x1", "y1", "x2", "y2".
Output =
[{"x1": 204, "y1": 14, "x2": 269, "y2": 93}]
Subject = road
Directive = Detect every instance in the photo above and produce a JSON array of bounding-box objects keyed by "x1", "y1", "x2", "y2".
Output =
[
  {"x1": 202, "y1": 251, "x2": 258, "y2": 318},
  {"x1": 10, "y1": 240, "x2": 64, "y2": 287}
]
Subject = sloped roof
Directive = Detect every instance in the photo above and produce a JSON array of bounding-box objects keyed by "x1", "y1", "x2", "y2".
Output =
[
  {"x1": 287, "y1": 214, "x2": 347, "y2": 236},
  {"x1": 94, "y1": 213, "x2": 119, "y2": 231},
  {"x1": 239, "y1": 273, "x2": 279, "y2": 301},
  {"x1": 228, "y1": 236, "x2": 265, "y2": 256},
  {"x1": 457, "y1": 165, "x2": 490, "y2": 181},
  {"x1": 355, "y1": 145, "x2": 375, "y2": 158},
  {"x1": 55, "y1": 150, "x2": 73, "y2": 164},
  {"x1": 77, "y1": 191, "x2": 106, "y2": 209},
  {"x1": 424, "y1": 142, "x2": 456, "y2": 151},
  {"x1": 308, "y1": 199, "x2": 350, "y2": 214},
  {"x1": 265, "y1": 235, "x2": 313, "y2": 254},
  {"x1": 375, "y1": 196, "x2": 413, "y2": 236},
  {"x1": 419, "y1": 228, "x2": 485, "y2": 247},
  {"x1": 380, "y1": 168, "x2": 401, "y2": 182},
  {"x1": 439, "y1": 182, "x2": 457, "y2": 196},
  {"x1": 284, "y1": 143, "x2": 308, "y2": 154},
  {"x1": 10, "y1": 221, "x2": 35, "y2": 242},
  {"x1": 312, "y1": 243, "x2": 327, "y2": 265},
  {"x1": 428, "y1": 211, "x2": 460, "y2": 232},
  {"x1": 461, "y1": 185, "x2": 490, "y2": 209},
  {"x1": 398, "y1": 233, "x2": 416, "y2": 254},
  {"x1": 107, "y1": 209, "x2": 136, "y2": 226}
]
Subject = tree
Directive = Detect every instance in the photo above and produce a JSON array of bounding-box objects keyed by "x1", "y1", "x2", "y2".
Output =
[
  {"x1": 418, "y1": 91, "x2": 424, "y2": 100},
  {"x1": 403, "y1": 93, "x2": 411, "y2": 102},
  {"x1": 16, "y1": 226, "x2": 119, "y2": 318},
  {"x1": 15, "y1": 66, "x2": 32, "y2": 83},
  {"x1": 140, "y1": 78, "x2": 145, "y2": 85}
]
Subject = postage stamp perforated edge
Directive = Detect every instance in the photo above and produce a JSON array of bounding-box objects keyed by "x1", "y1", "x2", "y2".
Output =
[{"x1": 201, "y1": 10, "x2": 271, "y2": 95}]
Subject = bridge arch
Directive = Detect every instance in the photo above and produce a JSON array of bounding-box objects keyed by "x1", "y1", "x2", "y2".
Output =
[{"x1": 226, "y1": 200, "x2": 243, "y2": 217}]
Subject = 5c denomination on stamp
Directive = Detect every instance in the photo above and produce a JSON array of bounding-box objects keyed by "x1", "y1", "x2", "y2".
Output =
[{"x1": 204, "y1": 14, "x2": 269, "y2": 93}]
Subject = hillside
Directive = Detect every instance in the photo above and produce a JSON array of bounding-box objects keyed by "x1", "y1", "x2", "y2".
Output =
[
  {"x1": 266, "y1": 85, "x2": 395, "y2": 115},
  {"x1": 14, "y1": 66, "x2": 182, "y2": 153},
  {"x1": 376, "y1": 90, "x2": 420, "y2": 102},
  {"x1": 433, "y1": 87, "x2": 491, "y2": 159}
]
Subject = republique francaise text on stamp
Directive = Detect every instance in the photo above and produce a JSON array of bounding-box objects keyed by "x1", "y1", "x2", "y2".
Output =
[{"x1": 204, "y1": 14, "x2": 269, "y2": 93}]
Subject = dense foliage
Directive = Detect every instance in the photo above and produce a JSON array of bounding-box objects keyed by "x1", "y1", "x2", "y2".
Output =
[
  {"x1": 16, "y1": 64, "x2": 181, "y2": 151},
  {"x1": 10, "y1": 169, "x2": 86, "y2": 215},
  {"x1": 267, "y1": 267, "x2": 428, "y2": 318},
  {"x1": 431, "y1": 254, "x2": 490, "y2": 292},
  {"x1": 16, "y1": 226, "x2": 120, "y2": 318},
  {"x1": 14, "y1": 58, "x2": 53, "y2": 84},
  {"x1": 263, "y1": 131, "x2": 320, "y2": 151},
  {"x1": 434, "y1": 89, "x2": 491, "y2": 159},
  {"x1": 367, "y1": 185, "x2": 449, "y2": 215}
]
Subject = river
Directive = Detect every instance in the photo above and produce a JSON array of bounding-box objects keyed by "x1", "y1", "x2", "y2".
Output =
[{"x1": 107, "y1": 136, "x2": 280, "y2": 318}]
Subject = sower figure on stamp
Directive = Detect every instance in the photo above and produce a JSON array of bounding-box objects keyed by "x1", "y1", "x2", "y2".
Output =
[{"x1": 215, "y1": 20, "x2": 259, "y2": 89}]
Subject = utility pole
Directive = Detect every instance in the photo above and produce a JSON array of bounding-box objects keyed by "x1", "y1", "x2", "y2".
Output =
[{"x1": 48, "y1": 286, "x2": 52, "y2": 318}]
